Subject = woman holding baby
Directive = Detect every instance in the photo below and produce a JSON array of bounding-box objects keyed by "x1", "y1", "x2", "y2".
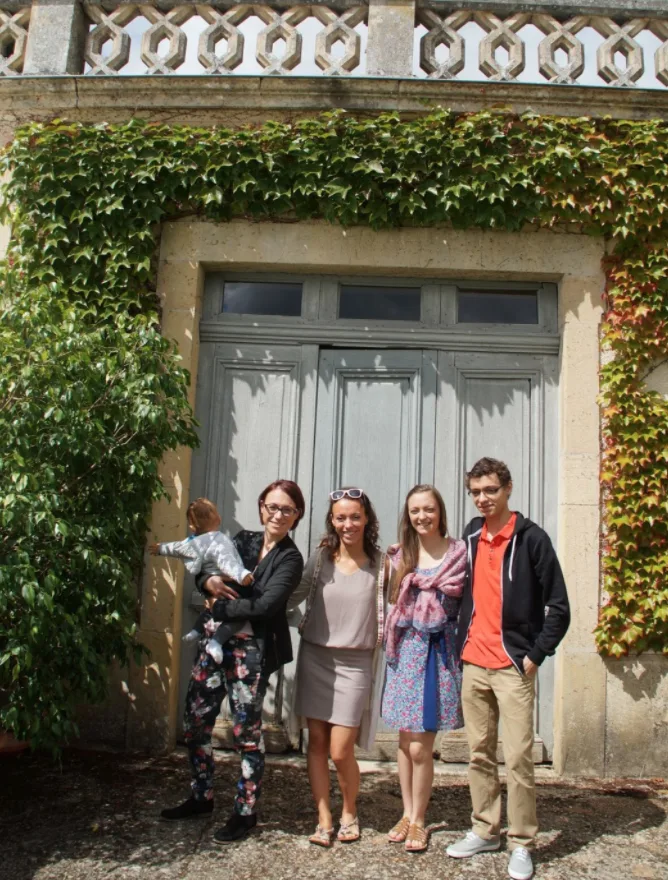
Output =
[{"x1": 160, "y1": 479, "x2": 305, "y2": 845}]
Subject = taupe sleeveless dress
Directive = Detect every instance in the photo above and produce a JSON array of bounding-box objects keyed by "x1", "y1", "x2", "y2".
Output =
[{"x1": 294, "y1": 556, "x2": 377, "y2": 728}]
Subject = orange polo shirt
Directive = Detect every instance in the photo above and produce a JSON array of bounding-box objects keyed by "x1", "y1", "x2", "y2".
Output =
[{"x1": 461, "y1": 513, "x2": 517, "y2": 669}]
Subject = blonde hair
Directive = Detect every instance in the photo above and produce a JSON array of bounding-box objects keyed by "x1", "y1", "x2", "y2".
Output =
[
  {"x1": 186, "y1": 498, "x2": 221, "y2": 534},
  {"x1": 390, "y1": 484, "x2": 448, "y2": 603}
]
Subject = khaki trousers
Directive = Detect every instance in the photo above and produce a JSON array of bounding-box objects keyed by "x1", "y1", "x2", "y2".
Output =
[{"x1": 461, "y1": 662, "x2": 538, "y2": 850}]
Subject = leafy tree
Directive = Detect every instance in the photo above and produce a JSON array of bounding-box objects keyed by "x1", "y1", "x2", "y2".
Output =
[{"x1": 0, "y1": 286, "x2": 196, "y2": 750}]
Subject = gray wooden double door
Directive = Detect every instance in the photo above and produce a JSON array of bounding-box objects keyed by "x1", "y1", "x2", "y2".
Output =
[{"x1": 182, "y1": 343, "x2": 558, "y2": 759}]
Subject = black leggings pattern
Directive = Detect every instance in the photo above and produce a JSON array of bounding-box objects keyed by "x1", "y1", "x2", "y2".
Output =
[{"x1": 183, "y1": 635, "x2": 267, "y2": 815}]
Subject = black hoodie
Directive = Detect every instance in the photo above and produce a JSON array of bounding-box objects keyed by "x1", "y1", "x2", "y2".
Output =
[{"x1": 456, "y1": 513, "x2": 570, "y2": 674}]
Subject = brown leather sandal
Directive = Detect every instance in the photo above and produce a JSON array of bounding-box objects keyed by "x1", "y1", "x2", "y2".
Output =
[
  {"x1": 405, "y1": 823, "x2": 429, "y2": 853},
  {"x1": 337, "y1": 816, "x2": 360, "y2": 843},
  {"x1": 309, "y1": 825, "x2": 335, "y2": 847},
  {"x1": 387, "y1": 816, "x2": 411, "y2": 843}
]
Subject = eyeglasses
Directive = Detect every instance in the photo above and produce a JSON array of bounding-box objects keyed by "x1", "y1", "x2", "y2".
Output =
[
  {"x1": 329, "y1": 488, "x2": 364, "y2": 501},
  {"x1": 261, "y1": 501, "x2": 298, "y2": 518},
  {"x1": 468, "y1": 486, "x2": 503, "y2": 500}
]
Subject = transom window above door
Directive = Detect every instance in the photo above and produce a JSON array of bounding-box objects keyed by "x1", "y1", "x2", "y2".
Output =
[
  {"x1": 202, "y1": 273, "x2": 558, "y2": 350},
  {"x1": 222, "y1": 281, "x2": 302, "y2": 317},
  {"x1": 338, "y1": 284, "x2": 422, "y2": 321},
  {"x1": 457, "y1": 288, "x2": 538, "y2": 325}
]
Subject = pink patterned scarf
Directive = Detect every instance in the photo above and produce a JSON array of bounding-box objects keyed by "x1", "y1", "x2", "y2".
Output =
[{"x1": 385, "y1": 539, "x2": 467, "y2": 663}]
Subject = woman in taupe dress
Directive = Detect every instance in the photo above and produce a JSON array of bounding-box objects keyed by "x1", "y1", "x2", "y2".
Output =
[{"x1": 290, "y1": 488, "x2": 384, "y2": 847}]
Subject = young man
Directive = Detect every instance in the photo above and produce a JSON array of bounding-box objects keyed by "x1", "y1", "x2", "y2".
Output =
[{"x1": 447, "y1": 458, "x2": 570, "y2": 880}]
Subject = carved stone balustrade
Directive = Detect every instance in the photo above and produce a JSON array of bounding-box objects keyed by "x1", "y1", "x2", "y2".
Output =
[
  {"x1": 4, "y1": 0, "x2": 668, "y2": 90},
  {"x1": 417, "y1": 5, "x2": 668, "y2": 88},
  {"x1": 82, "y1": 3, "x2": 368, "y2": 76},
  {"x1": 418, "y1": 9, "x2": 468, "y2": 80},
  {"x1": 0, "y1": 7, "x2": 30, "y2": 75}
]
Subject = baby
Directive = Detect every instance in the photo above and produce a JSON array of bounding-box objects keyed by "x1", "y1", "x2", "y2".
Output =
[{"x1": 149, "y1": 497, "x2": 254, "y2": 663}]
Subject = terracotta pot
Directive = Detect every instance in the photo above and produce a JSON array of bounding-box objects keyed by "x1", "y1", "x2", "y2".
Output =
[{"x1": 0, "y1": 730, "x2": 29, "y2": 755}]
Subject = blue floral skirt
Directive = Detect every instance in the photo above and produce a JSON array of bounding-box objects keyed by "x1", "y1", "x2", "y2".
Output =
[{"x1": 382, "y1": 625, "x2": 463, "y2": 733}]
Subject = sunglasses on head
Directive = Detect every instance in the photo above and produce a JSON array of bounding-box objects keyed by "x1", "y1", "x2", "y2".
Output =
[{"x1": 329, "y1": 488, "x2": 364, "y2": 502}]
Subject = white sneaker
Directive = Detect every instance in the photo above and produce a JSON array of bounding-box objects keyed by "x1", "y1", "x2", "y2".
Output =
[
  {"x1": 508, "y1": 847, "x2": 534, "y2": 880},
  {"x1": 446, "y1": 831, "x2": 501, "y2": 858}
]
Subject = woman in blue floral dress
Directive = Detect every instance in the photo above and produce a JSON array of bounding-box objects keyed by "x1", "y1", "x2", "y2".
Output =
[{"x1": 382, "y1": 484, "x2": 466, "y2": 853}]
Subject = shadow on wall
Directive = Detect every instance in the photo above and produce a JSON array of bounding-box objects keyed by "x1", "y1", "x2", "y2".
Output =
[
  {"x1": 0, "y1": 750, "x2": 666, "y2": 880},
  {"x1": 602, "y1": 655, "x2": 668, "y2": 778},
  {"x1": 605, "y1": 656, "x2": 667, "y2": 703}
]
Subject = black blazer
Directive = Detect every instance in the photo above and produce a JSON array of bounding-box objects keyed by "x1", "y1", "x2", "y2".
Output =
[{"x1": 209, "y1": 530, "x2": 304, "y2": 676}]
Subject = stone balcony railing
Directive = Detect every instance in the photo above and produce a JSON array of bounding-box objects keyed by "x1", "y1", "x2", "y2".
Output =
[{"x1": 3, "y1": 0, "x2": 668, "y2": 89}]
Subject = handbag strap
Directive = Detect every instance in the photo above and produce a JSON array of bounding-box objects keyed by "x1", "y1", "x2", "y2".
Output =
[
  {"x1": 374, "y1": 551, "x2": 389, "y2": 648},
  {"x1": 297, "y1": 547, "x2": 324, "y2": 635}
]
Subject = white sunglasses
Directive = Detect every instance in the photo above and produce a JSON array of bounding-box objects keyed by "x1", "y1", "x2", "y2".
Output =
[{"x1": 329, "y1": 488, "x2": 364, "y2": 501}]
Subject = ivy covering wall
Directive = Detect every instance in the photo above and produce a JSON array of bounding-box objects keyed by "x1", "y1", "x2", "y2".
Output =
[{"x1": 0, "y1": 110, "x2": 666, "y2": 750}]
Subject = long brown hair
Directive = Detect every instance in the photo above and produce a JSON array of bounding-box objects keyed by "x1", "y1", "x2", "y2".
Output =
[
  {"x1": 319, "y1": 490, "x2": 380, "y2": 564},
  {"x1": 391, "y1": 484, "x2": 448, "y2": 603}
]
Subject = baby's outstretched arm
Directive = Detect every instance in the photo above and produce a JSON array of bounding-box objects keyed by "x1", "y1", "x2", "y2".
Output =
[{"x1": 154, "y1": 537, "x2": 200, "y2": 563}]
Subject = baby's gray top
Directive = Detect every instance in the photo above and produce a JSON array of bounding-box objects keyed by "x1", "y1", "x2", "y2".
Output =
[{"x1": 158, "y1": 531, "x2": 252, "y2": 585}]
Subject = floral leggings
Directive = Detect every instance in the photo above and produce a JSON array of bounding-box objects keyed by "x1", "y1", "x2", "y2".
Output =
[{"x1": 183, "y1": 634, "x2": 267, "y2": 815}]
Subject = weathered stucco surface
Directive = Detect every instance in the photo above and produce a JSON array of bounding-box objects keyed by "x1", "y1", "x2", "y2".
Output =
[
  {"x1": 604, "y1": 656, "x2": 668, "y2": 777},
  {"x1": 645, "y1": 361, "x2": 668, "y2": 398}
]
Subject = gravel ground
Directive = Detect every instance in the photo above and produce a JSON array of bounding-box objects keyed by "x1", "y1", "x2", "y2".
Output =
[{"x1": 0, "y1": 749, "x2": 666, "y2": 880}]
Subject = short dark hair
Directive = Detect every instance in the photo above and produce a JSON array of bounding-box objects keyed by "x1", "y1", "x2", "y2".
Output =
[
  {"x1": 465, "y1": 457, "x2": 512, "y2": 489},
  {"x1": 257, "y1": 479, "x2": 305, "y2": 528}
]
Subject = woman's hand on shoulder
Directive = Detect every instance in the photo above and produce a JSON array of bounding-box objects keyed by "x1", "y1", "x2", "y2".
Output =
[{"x1": 386, "y1": 543, "x2": 400, "y2": 556}]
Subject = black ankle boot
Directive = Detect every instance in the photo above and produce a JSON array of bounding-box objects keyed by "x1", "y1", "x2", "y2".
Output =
[
  {"x1": 213, "y1": 812, "x2": 257, "y2": 844},
  {"x1": 160, "y1": 796, "x2": 214, "y2": 820}
]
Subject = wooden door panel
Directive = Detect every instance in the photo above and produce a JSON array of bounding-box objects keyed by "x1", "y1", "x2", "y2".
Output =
[
  {"x1": 181, "y1": 342, "x2": 317, "y2": 749},
  {"x1": 461, "y1": 376, "x2": 532, "y2": 520},
  {"x1": 311, "y1": 349, "x2": 437, "y2": 551},
  {"x1": 436, "y1": 352, "x2": 557, "y2": 760},
  {"x1": 311, "y1": 350, "x2": 437, "y2": 749},
  {"x1": 210, "y1": 360, "x2": 300, "y2": 532}
]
